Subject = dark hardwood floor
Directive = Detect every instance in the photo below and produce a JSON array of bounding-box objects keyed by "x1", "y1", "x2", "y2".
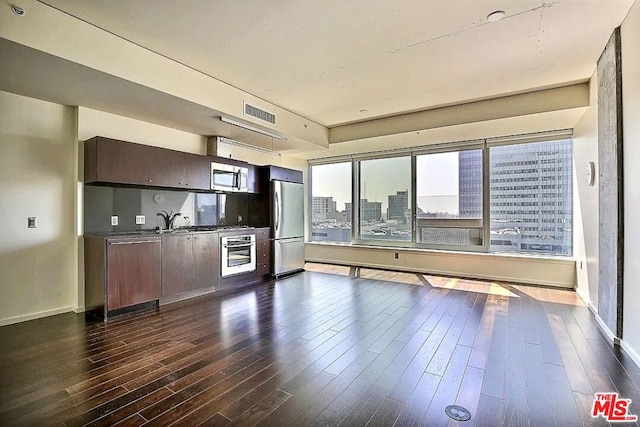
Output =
[{"x1": 1, "y1": 267, "x2": 640, "y2": 426}]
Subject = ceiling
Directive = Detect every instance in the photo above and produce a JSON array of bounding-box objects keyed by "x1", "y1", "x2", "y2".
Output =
[{"x1": 39, "y1": 0, "x2": 634, "y2": 128}]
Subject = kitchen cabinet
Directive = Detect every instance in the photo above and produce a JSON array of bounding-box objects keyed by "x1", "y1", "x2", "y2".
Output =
[
  {"x1": 84, "y1": 235, "x2": 162, "y2": 319},
  {"x1": 162, "y1": 231, "x2": 219, "y2": 297},
  {"x1": 85, "y1": 136, "x2": 155, "y2": 185},
  {"x1": 153, "y1": 150, "x2": 211, "y2": 190},
  {"x1": 184, "y1": 153, "x2": 213, "y2": 190},
  {"x1": 255, "y1": 227, "x2": 271, "y2": 277},
  {"x1": 162, "y1": 234, "x2": 194, "y2": 296},
  {"x1": 84, "y1": 136, "x2": 211, "y2": 191},
  {"x1": 107, "y1": 237, "x2": 162, "y2": 310},
  {"x1": 193, "y1": 232, "x2": 219, "y2": 290},
  {"x1": 256, "y1": 165, "x2": 303, "y2": 193}
]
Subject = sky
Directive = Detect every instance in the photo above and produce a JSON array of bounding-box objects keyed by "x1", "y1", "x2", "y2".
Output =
[{"x1": 311, "y1": 152, "x2": 463, "y2": 213}]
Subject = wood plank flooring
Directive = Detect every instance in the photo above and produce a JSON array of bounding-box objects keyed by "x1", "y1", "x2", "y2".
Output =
[{"x1": 1, "y1": 266, "x2": 639, "y2": 426}]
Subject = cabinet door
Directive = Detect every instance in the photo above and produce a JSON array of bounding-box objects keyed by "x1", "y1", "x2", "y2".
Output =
[
  {"x1": 184, "y1": 153, "x2": 212, "y2": 190},
  {"x1": 106, "y1": 239, "x2": 161, "y2": 310},
  {"x1": 192, "y1": 232, "x2": 218, "y2": 290},
  {"x1": 255, "y1": 227, "x2": 271, "y2": 276},
  {"x1": 256, "y1": 240, "x2": 271, "y2": 276},
  {"x1": 268, "y1": 165, "x2": 303, "y2": 184},
  {"x1": 162, "y1": 234, "x2": 194, "y2": 296},
  {"x1": 152, "y1": 148, "x2": 186, "y2": 188},
  {"x1": 96, "y1": 138, "x2": 154, "y2": 185}
]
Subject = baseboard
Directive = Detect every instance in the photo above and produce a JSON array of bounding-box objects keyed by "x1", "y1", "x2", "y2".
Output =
[
  {"x1": 0, "y1": 306, "x2": 75, "y2": 327},
  {"x1": 575, "y1": 287, "x2": 595, "y2": 311},
  {"x1": 74, "y1": 306, "x2": 86, "y2": 313},
  {"x1": 592, "y1": 311, "x2": 621, "y2": 345},
  {"x1": 620, "y1": 340, "x2": 640, "y2": 369}
]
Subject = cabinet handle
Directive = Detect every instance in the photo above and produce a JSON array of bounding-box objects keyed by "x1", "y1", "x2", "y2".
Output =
[
  {"x1": 109, "y1": 240, "x2": 160, "y2": 245},
  {"x1": 148, "y1": 179, "x2": 153, "y2": 183}
]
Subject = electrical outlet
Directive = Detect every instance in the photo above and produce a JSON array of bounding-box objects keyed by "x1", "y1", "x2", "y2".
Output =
[
  {"x1": 28, "y1": 217, "x2": 37, "y2": 228},
  {"x1": 135, "y1": 215, "x2": 145, "y2": 225},
  {"x1": 394, "y1": 252, "x2": 399, "y2": 259},
  {"x1": 238, "y1": 215, "x2": 243, "y2": 222},
  {"x1": 111, "y1": 215, "x2": 119, "y2": 226}
]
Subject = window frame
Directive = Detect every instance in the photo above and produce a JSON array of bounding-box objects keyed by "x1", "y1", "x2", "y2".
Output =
[{"x1": 308, "y1": 129, "x2": 573, "y2": 257}]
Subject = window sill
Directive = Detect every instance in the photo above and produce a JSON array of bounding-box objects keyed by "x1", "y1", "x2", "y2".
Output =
[{"x1": 305, "y1": 240, "x2": 574, "y2": 264}]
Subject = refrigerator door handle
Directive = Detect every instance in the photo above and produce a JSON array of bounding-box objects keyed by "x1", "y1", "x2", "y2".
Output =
[{"x1": 275, "y1": 190, "x2": 280, "y2": 232}]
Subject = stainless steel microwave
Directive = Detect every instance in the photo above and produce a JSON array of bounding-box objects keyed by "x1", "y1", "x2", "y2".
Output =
[{"x1": 211, "y1": 162, "x2": 248, "y2": 192}]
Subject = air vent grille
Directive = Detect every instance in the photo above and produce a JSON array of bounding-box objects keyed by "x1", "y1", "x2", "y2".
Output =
[{"x1": 244, "y1": 102, "x2": 276, "y2": 124}]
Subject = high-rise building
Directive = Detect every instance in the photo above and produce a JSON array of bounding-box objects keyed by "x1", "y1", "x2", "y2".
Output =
[
  {"x1": 388, "y1": 190, "x2": 409, "y2": 223},
  {"x1": 345, "y1": 199, "x2": 382, "y2": 222},
  {"x1": 458, "y1": 152, "x2": 483, "y2": 219},
  {"x1": 458, "y1": 139, "x2": 573, "y2": 255},
  {"x1": 312, "y1": 196, "x2": 337, "y2": 220}
]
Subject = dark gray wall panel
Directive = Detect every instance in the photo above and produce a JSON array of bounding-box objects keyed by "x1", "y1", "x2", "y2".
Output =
[{"x1": 597, "y1": 27, "x2": 624, "y2": 337}]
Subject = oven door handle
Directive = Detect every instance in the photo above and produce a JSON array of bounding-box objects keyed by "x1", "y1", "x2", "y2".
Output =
[{"x1": 223, "y1": 243, "x2": 256, "y2": 248}]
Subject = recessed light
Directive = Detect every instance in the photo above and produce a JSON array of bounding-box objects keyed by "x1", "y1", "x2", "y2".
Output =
[{"x1": 487, "y1": 10, "x2": 505, "y2": 22}]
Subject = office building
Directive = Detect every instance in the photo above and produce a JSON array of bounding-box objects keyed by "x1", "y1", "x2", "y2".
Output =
[
  {"x1": 387, "y1": 190, "x2": 409, "y2": 224},
  {"x1": 458, "y1": 139, "x2": 573, "y2": 255}
]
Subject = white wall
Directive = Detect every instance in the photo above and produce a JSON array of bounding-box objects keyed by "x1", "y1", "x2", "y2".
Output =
[
  {"x1": 621, "y1": 0, "x2": 640, "y2": 364},
  {"x1": 573, "y1": 74, "x2": 599, "y2": 308},
  {"x1": 78, "y1": 107, "x2": 207, "y2": 154},
  {"x1": 0, "y1": 91, "x2": 78, "y2": 325},
  {"x1": 306, "y1": 244, "x2": 576, "y2": 288}
]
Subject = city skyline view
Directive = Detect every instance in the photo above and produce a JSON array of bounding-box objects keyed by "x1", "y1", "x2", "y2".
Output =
[
  {"x1": 311, "y1": 139, "x2": 573, "y2": 255},
  {"x1": 312, "y1": 153, "x2": 462, "y2": 215}
]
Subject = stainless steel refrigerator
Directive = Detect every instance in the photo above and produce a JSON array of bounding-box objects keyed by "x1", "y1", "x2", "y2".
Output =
[{"x1": 272, "y1": 180, "x2": 305, "y2": 277}]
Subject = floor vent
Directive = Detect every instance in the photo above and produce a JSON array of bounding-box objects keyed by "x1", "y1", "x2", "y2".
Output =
[
  {"x1": 445, "y1": 405, "x2": 471, "y2": 422},
  {"x1": 244, "y1": 102, "x2": 276, "y2": 125}
]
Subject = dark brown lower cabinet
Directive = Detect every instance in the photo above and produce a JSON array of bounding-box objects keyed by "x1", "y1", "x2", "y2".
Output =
[
  {"x1": 162, "y1": 232, "x2": 219, "y2": 297},
  {"x1": 162, "y1": 234, "x2": 194, "y2": 296},
  {"x1": 84, "y1": 236, "x2": 162, "y2": 319},
  {"x1": 255, "y1": 227, "x2": 271, "y2": 277},
  {"x1": 106, "y1": 237, "x2": 162, "y2": 311},
  {"x1": 193, "y1": 232, "x2": 219, "y2": 290}
]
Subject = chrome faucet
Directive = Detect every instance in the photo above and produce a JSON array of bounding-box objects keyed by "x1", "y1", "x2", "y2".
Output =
[{"x1": 157, "y1": 210, "x2": 181, "y2": 230}]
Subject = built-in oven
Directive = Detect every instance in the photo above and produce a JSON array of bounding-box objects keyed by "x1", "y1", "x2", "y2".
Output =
[
  {"x1": 211, "y1": 162, "x2": 248, "y2": 192},
  {"x1": 220, "y1": 234, "x2": 256, "y2": 277}
]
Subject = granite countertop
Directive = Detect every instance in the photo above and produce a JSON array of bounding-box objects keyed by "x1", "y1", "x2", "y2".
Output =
[{"x1": 84, "y1": 226, "x2": 256, "y2": 238}]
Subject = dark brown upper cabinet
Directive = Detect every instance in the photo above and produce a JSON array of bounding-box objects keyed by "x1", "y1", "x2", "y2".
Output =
[
  {"x1": 85, "y1": 137, "x2": 155, "y2": 185},
  {"x1": 84, "y1": 136, "x2": 211, "y2": 191},
  {"x1": 256, "y1": 165, "x2": 303, "y2": 193}
]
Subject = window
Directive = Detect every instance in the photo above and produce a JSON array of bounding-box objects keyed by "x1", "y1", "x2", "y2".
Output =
[
  {"x1": 358, "y1": 156, "x2": 411, "y2": 242},
  {"x1": 310, "y1": 162, "x2": 352, "y2": 242},
  {"x1": 415, "y1": 149, "x2": 484, "y2": 248},
  {"x1": 489, "y1": 139, "x2": 573, "y2": 255},
  {"x1": 308, "y1": 131, "x2": 573, "y2": 257}
]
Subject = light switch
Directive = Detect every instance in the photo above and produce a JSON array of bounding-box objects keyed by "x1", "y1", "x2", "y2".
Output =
[
  {"x1": 111, "y1": 215, "x2": 119, "y2": 226},
  {"x1": 28, "y1": 217, "x2": 37, "y2": 228},
  {"x1": 135, "y1": 215, "x2": 145, "y2": 225}
]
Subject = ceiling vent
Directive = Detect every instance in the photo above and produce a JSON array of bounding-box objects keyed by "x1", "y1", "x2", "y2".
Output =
[{"x1": 244, "y1": 102, "x2": 276, "y2": 125}]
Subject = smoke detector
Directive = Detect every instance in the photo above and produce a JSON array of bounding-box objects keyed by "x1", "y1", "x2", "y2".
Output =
[{"x1": 11, "y1": 4, "x2": 25, "y2": 16}]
